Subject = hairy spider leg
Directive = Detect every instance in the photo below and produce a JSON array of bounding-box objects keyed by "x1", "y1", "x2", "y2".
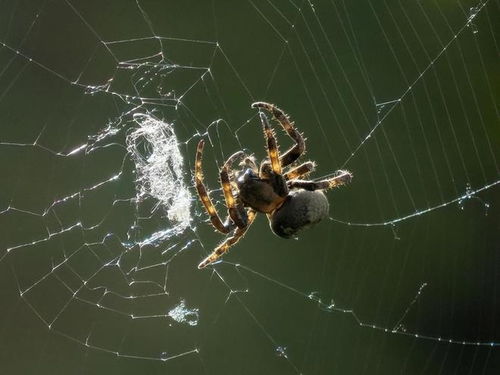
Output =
[
  {"x1": 287, "y1": 170, "x2": 353, "y2": 191},
  {"x1": 284, "y1": 161, "x2": 316, "y2": 180},
  {"x1": 242, "y1": 156, "x2": 259, "y2": 172},
  {"x1": 257, "y1": 111, "x2": 282, "y2": 175},
  {"x1": 220, "y1": 151, "x2": 248, "y2": 229},
  {"x1": 194, "y1": 139, "x2": 233, "y2": 234},
  {"x1": 252, "y1": 102, "x2": 305, "y2": 168},
  {"x1": 198, "y1": 209, "x2": 256, "y2": 269}
]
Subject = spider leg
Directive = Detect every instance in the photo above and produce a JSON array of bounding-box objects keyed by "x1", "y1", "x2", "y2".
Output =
[
  {"x1": 252, "y1": 102, "x2": 305, "y2": 168},
  {"x1": 220, "y1": 151, "x2": 247, "y2": 229},
  {"x1": 287, "y1": 170, "x2": 353, "y2": 191},
  {"x1": 194, "y1": 139, "x2": 234, "y2": 234},
  {"x1": 257, "y1": 111, "x2": 282, "y2": 175},
  {"x1": 198, "y1": 209, "x2": 256, "y2": 269},
  {"x1": 241, "y1": 156, "x2": 258, "y2": 171},
  {"x1": 284, "y1": 161, "x2": 316, "y2": 180}
]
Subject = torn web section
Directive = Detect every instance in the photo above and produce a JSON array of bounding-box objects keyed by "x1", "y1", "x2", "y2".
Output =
[
  {"x1": 0, "y1": 8, "x2": 220, "y2": 364},
  {"x1": 0, "y1": 105, "x2": 201, "y2": 364},
  {"x1": 126, "y1": 113, "x2": 192, "y2": 242}
]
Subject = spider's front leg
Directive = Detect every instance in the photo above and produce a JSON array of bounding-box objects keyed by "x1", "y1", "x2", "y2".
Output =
[
  {"x1": 252, "y1": 102, "x2": 305, "y2": 168},
  {"x1": 254, "y1": 111, "x2": 289, "y2": 199},
  {"x1": 198, "y1": 209, "x2": 256, "y2": 269},
  {"x1": 257, "y1": 111, "x2": 282, "y2": 175}
]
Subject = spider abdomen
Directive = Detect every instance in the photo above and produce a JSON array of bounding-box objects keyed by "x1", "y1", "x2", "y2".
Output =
[{"x1": 270, "y1": 189, "x2": 329, "y2": 239}]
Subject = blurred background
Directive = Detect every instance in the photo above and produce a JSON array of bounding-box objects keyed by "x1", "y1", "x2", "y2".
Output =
[{"x1": 0, "y1": 0, "x2": 499, "y2": 374}]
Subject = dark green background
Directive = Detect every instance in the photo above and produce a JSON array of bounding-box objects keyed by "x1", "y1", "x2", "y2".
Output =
[{"x1": 0, "y1": 0, "x2": 499, "y2": 374}]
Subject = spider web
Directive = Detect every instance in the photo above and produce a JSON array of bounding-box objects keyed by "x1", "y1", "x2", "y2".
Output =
[{"x1": 0, "y1": 0, "x2": 499, "y2": 373}]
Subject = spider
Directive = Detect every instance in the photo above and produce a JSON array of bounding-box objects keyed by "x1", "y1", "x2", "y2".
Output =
[{"x1": 194, "y1": 102, "x2": 352, "y2": 269}]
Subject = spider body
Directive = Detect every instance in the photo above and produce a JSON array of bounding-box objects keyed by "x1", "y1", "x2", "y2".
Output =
[
  {"x1": 237, "y1": 166, "x2": 287, "y2": 214},
  {"x1": 235, "y1": 158, "x2": 329, "y2": 238},
  {"x1": 195, "y1": 102, "x2": 352, "y2": 269}
]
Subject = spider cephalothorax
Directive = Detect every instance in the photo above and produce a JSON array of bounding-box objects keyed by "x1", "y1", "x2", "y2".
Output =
[{"x1": 195, "y1": 102, "x2": 352, "y2": 269}]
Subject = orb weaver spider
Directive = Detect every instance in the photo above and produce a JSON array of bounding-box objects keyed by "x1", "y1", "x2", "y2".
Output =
[{"x1": 194, "y1": 102, "x2": 352, "y2": 269}]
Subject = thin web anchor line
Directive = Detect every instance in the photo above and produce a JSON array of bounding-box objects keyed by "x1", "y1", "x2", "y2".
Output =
[
  {"x1": 231, "y1": 263, "x2": 500, "y2": 347},
  {"x1": 332, "y1": 179, "x2": 499, "y2": 227},
  {"x1": 340, "y1": 0, "x2": 492, "y2": 169}
]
